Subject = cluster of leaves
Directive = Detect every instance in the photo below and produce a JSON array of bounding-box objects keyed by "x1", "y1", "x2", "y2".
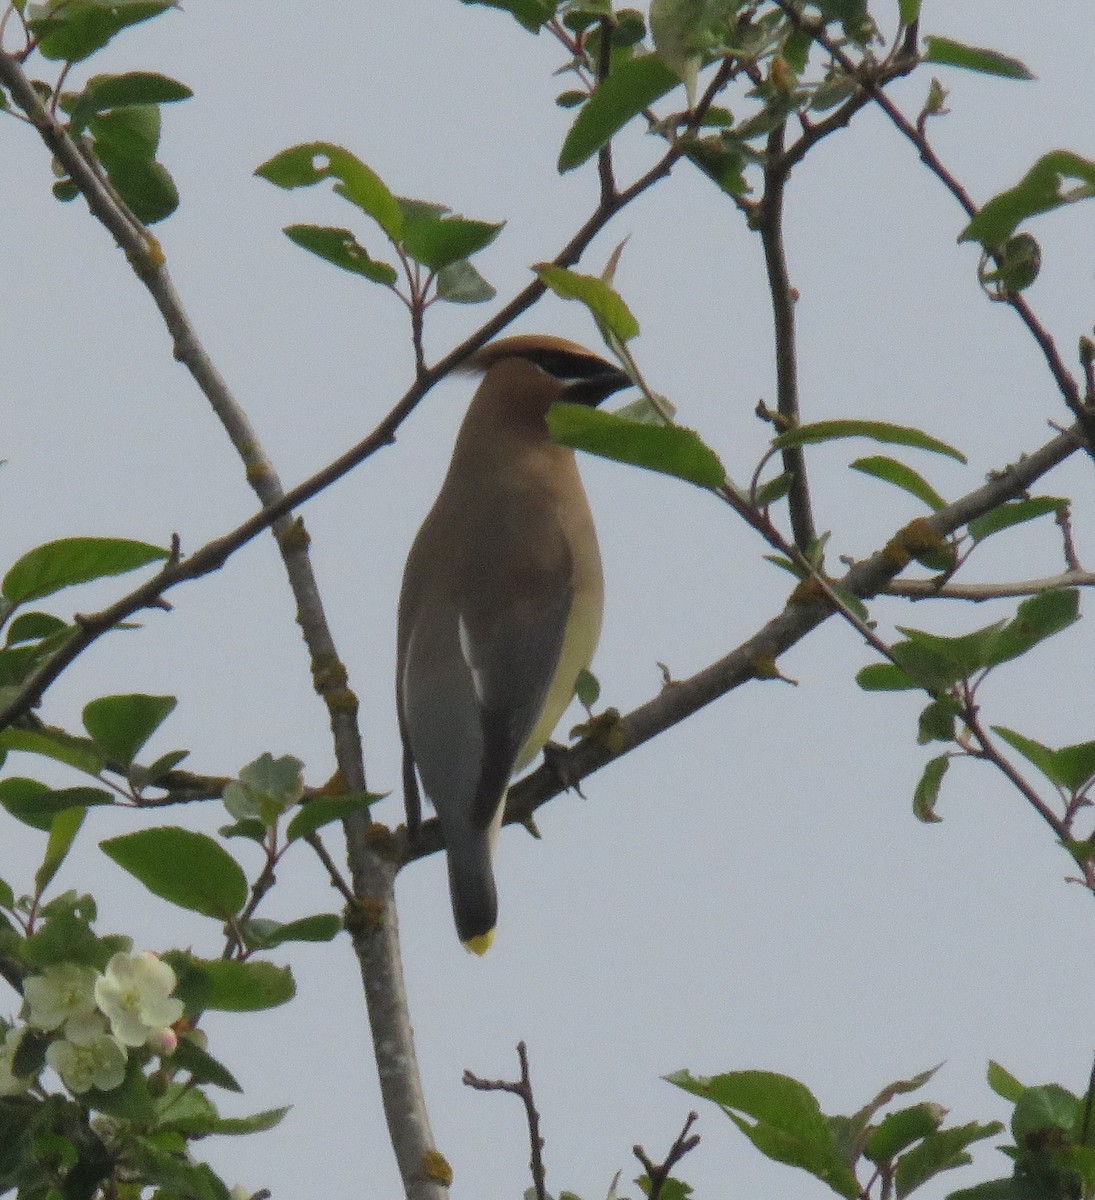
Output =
[
  {"x1": 0, "y1": 535, "x2": 170, "y2": 736},
  {"x1": 659, "y1": 1060, "x2": 1095, "y2": 1200},
  {"x1": 668, "y1": 1063, "x2": 1002, "y2": 1199},
  {"x1": 0, "y1": 1, "x2": 191, "y2": 222},
  {"x1": 0, "y1": 892, "x2": 284, "y2": 1200},
  {"x1": 857, "y1": 587, "x2": 1082, "y2": 827},
  {"x1": 255, "y1": 142, "x2": 504, "y2": 306}
]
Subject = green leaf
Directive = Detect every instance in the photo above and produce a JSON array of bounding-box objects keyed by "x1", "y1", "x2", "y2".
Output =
[
  {"x1": 650, "y1": 0, "x2": 736, "y2": 105},
  {"x1": 987, "y1": 1062, "x2": 1025, "y2": 1104},
  {"x1": 85, "y1": 1055, "x2": 156, "y2": 1121},
  {"x1": 773, "y1": 420, "x2": 965, "y2": 462},
  {"x1": 114, "y1": 1128, "x2": 231, "y2": 1200},
  {"x1": 898, "y1": 0, "x2": 921, "y2": 22},
  {"x1": 285, "y1": 792, "x2": 382, "y2": 842},
  {"x1": 753, "y1": 471, "x2": 794, "y2": 508},
  {"x1": 458, "y1": 0, "x2": 556, "y2": 32},
  {"x1": 399, "y1": 209, "x2": 504, "y2": 272},
  {"x1": 282, "y1": 225, "x2": 398, "y2": 284},
  {"x1": 917, "y1": 696, "x2": 959, "y2": 745},
  {"x1": 2, "y1": 537, "x2": 167, "y2": 605},
  {"x1": 100, "y1": 827, "x2": 248, "y2": 919},
  {"x1": 165, "y1": 953, "x2": 296, "y2": 1012},
  {"x1": 36, "y1": 806, "x2": 86, "y2": 896},
  {"x1": 856, "y1": 662, "x2": 919, "y2": 691},
  {"x1": 867, "y1": 1102, "x2": 945, "y2": 1164},
  {"x1": 68, "y1": 71, "x2": 191, "y2": 132},
  {"x1": 223, "y1": 752, "x2": 304, "y2": 826},
  {"x1": 851, "y1": 456, "x2": 947, "y2": 511},
  {"x1": 0, "y1": 727, "x2": 102, "y2": 774},
  {"x1": 558, "y1": 52, "x2": 679, "y2": 171},
  {"x1": 891, "y1": 633, "x2": 980, "y2": 690},
  {"x1": 667, "y1": 1069, "x2": 860, "y2": 1198},
  {"x1": 549, "y1": 404, "x2": 725, "y2": 489},
  {"x1": 29, "y1": 0, "x2": 178, "y2": 63},
  {"x1": 169, "y1": 1036, "x2": 242, "y2": 1092},
  {"x1": 960, "y1": 151, "x2": 1095, "y2": 246},
  {"x1": 82, "y1": 693, "x2": 176, "y2": 765},
  {"x1": 978, "y1": 233, "x2": 1042, "y2": 293},
  {"x1": 947, "y1": 1181, "x2": 1019, "y2": 1200},
  {"x1": 160, "y1": 1088, "x2": 287, "y2": 1136},
  {"x1": 922, "y1": 36, "x2": 1034, "y2": 81},
  {"x1": 255, "y1": 142, "x2": 403, "y2": 240},
  {"x1": 87, "y1": 105, "x2": 180, "y2": 224},
  {"x1": 913, "y1": 755, "x2": 948, "y2": 823},
  {"x1": 534, "y1": 264, "x2": 641, "y2": 342},
  {"x1": 983, "y1": 589, "x2": 1079, "y2": 667},
  {"x1": 968, "y1": 497, "x2": 1066, "y2": 543},
  {"x1": 894, "y1": 1122, "x2": 1003, "y2": 1198},
  {"x1": 991, "y1": 727, "x2": 1066, "y2": 790},
  {"x1": 1011, "y1": 1085, "x2": 1080, "y2": 1142},
  {"x1": 5, "y1": 612, "x2": 69, "y2": 646},
  {"x1": 0, "y1": 778, "x2": 113, "y2": 831},
  {"x1": 435, "y1": 258, "x2": 496, "y2": 303},
  {"x1": 681, "y1": 134, "x2": 750, "y2": 198},
  {"x1": 242, "y1": 913, "x2": 342, "y2": 950},
  {"x1": 575, "y1": 667, "x2": 600, "y2": 708}
]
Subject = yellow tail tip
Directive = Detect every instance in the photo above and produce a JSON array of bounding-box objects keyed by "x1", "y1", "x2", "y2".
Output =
[{"x1": 464, "y1": 929, "x2": 495, "y2": 956}]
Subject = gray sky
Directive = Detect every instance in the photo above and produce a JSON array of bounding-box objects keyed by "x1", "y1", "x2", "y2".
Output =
[{"x1": 4, "y1": 2, "x2": 1095, "y2": 1197}]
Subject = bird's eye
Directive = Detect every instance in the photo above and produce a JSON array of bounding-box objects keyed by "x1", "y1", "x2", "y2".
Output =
[{"x1": 525, "y1": 349, "x2": 610, "y2": 384}]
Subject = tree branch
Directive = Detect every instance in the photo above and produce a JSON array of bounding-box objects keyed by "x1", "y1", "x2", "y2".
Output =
[
  {"x1": 463, "y1": 1042, "x2": 548, "y2": 1200},
  {"x1": 884, "y1": 570, "x2": 1095, "y2": 602},
  {"x1": 633, "y1": 1112, "x2": 701, "y2": 1200},
  {"x1": 758, "y1": 119, "x2": 816, "y2": 550}
]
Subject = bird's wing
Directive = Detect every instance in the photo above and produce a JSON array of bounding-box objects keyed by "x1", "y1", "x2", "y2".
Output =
[{"x1": 457, "y1": 560, "x2": 574, "y2": 826}]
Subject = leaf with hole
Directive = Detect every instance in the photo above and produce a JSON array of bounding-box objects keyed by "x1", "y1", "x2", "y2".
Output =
[{"x1": 256, "y1": 142, "x2": 403, "y2": 240}]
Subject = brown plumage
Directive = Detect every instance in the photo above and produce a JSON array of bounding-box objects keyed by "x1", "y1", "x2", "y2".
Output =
[{"x1": 397, "y1": 335, "x2": 630, "y2": 951}]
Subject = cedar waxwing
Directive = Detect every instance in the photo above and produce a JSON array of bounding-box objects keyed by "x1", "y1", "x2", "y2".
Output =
[{"x1": 397, "y1": 334, "x2": 631, "y2": 953}]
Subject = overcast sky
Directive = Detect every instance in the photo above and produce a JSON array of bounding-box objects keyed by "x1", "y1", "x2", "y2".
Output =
[{"x1": 4, "y1": 2, "x2": 1095, "y2": 1197}]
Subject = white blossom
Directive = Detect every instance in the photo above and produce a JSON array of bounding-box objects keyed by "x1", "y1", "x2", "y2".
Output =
[
  {"x1": 24, "y1": 963, "x2": 99, "y2": 1033},
  {"x1": 94, "y1": 951, "x2": 184, "y2": 1048},
  {"x1": 46, "y1": 1031, "x2": 126, "y2": 1094}
]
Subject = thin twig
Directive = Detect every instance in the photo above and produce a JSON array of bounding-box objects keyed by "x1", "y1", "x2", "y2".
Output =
[
  {"x1": 633, "y1": 1112, "x2": 701, "y2": 1200},
  {"x1": 595, "y1": 17, "x2": 617, "y2": 206},
  {"x1": 884, "y1": 570, "x2": 1095, "y2": 601},
  {"x1": 758, "y1": 118, "x2": 816, "y2": 550},
  {"x1": 463, "y1": 1042, "x2": 549, "y2": 1200}
]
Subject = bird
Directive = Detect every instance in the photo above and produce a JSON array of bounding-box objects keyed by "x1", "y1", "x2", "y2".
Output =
[{"x1": 397, "y1": 334, "x2": 631, "y2": 953}]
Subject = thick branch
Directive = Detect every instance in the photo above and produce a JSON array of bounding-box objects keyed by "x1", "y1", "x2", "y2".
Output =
[{"x1": 0, "y1": 48, "x2": 443, "y2": 1200}]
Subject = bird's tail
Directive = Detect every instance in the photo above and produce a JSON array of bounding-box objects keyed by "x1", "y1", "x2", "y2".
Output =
[{"x1": 446, "y1": 829, "x2": 498, "y2": 954}]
